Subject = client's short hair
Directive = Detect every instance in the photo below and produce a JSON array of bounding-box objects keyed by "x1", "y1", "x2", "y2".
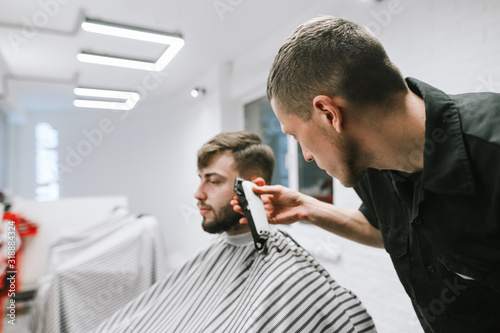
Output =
[{"x1": 197, "y1": 131, "x2": 275, "y2": 184}]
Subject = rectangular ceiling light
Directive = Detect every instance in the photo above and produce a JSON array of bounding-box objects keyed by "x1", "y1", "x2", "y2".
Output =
[
  {"x1": 73, "y1": 87, "x2": 140, "y2": 110},
  {"x1": 77, "y1": 18, "x2": 185, "y2": 71}
]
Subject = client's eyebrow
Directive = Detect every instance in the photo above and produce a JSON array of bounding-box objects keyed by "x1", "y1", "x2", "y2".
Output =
[
  {"x1": 203, "y1": 172, "x2": 217, "y2": 178},
  {"x1": 201, "y1": 172, "x2": 225, "y2": 180}
]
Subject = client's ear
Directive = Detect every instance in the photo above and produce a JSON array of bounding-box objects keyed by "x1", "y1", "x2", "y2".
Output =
[{"x1": 250, "y1": 177, "x2": 266, "y2": 186}]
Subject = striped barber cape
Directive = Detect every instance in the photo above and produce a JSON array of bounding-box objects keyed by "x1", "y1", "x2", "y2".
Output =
[
  {"x1": 32, "y1": 211, "x2": 168, "y2": 333},
  {"x1": 94, "y1": 229, "x2": 376, "y2": 333}
]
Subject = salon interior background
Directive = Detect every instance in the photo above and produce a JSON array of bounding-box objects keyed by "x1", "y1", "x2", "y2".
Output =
[{"x1": 1, "y1": 0, "x2": 499, "y2": 332}]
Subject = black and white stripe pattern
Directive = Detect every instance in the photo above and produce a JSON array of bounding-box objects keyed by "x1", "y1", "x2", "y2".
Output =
[
  {"x1": 31, "y1": 210, "x2": 168, "y2": 333},
  {"x1": 94, "y1": 229, "x2": 376, "y2": 333}
]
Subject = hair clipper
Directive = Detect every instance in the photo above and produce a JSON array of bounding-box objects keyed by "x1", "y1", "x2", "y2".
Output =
[{"x1": 233, "y1": 177, "x2": 270, "y2": 250}]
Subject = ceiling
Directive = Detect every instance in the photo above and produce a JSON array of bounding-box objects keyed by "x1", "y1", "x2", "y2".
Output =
[{"x1": 0, "y1": 0, "x2": 328, "y2": 116}]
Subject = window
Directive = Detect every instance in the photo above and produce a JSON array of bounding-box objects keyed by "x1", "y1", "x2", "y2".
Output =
[
  {"x1": 244, "y1": 97, "x2": 288, "y2": 186},
  {"x1": 35, "y1": 123, "x2": 60, "y2": 201},
  {"x1": 244, "y1": 97, "x2": 333, "y2": 203}
]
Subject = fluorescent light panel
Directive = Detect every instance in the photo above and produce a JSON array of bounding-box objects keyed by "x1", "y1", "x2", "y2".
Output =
[
  {"x1": 73, "y1": 87, "x2": 140, "y2": 110},
  {"x1": 78, "y1": 18, "x2": 184, "y2": 71}
]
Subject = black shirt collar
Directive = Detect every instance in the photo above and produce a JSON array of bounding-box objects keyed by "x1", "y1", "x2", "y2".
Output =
[{"x1": 405, "y1": 77, "x2": 476, "y2": 196}]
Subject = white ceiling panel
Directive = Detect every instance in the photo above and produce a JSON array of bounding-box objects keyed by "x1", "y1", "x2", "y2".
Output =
[{"x1": 0, "y1": 0, "x2": 335, "y2": 113}]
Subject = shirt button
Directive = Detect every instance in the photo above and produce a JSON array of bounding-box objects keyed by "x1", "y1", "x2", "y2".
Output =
[
  {"x1": 413, "y1": 218, "x2": 422, "y2": 225},
  {"x1": 427, "y1": 265, "x2": 435, "y2": 273}
]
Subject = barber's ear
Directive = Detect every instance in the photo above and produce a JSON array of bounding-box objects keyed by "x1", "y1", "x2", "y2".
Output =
[
  {"x1": 250, "y1": 177, "x2": 266, "y2": 186},
  {"x1": 312, "y1": 95, "x2": 344, "y2": 133}
]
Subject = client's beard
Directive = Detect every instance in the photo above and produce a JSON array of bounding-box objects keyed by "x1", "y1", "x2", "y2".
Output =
[{"x1": 201, "y1": 203, "x2": 244, "y2": 234}]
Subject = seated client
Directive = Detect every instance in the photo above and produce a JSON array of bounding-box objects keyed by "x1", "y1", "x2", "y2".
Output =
[{"x1": 94, "y1": 131, "x2": 376, "y2": 333}]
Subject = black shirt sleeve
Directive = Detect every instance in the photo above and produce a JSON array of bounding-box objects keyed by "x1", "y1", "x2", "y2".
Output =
[{"x1": 358, "y1": 202, "x2": 379, "y2": 230}]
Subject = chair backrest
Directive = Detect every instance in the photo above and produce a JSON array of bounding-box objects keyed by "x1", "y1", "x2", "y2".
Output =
[{"x1": 9, "y1": 195, "x2": 128, "y2": 290}]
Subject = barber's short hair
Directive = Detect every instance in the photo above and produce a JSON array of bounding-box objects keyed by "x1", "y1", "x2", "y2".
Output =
[
  {"x1": 267, "y1": 16, "x2": 407, "y2": 121},
  {"x1": 197, "y1": 131, "x2": 275, "y2": 184}
]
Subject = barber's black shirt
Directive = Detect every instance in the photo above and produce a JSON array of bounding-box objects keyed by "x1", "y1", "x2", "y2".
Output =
[{"x1": 354, "y1": 78, "x2": 500, "y2": 333}]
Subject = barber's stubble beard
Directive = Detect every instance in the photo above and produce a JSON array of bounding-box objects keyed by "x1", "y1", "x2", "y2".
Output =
[
  {"x1": 201, "y1": 202, "x2": 245, "y2": 234},
  {"x1": 333, "y1": 133, "x2": 367, "y2": 188}
]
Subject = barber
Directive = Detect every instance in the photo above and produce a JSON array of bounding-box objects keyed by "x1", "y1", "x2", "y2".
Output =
[{"x1": 233, "y1": 16, "x2": 500, "y2": 333}]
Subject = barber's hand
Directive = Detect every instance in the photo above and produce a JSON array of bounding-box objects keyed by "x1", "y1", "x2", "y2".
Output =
[{"x1": 231, "y1": 184, "x2": 308, "y2": 225}]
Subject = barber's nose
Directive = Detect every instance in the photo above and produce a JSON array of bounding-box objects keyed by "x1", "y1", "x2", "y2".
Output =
[{"x1": 300, "y1": 144, "x2": 315, "y2": 162}]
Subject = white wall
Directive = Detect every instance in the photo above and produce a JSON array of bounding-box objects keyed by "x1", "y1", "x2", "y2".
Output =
[
  {"x1": 0, "y1": 54, "x2": 9, "y2": 189},
  {"x1": 0, "y1": 107, "x2": 4, "y2": 189},
  {"x1": 231, "y1": 0, "x2": 500, "y2": 99},
  {"x1": 10, "y1": 64, "x2": 229, "y2": 265},
  {"x1": 4, "y1": 0, "x2": 500, "y2": 332}
]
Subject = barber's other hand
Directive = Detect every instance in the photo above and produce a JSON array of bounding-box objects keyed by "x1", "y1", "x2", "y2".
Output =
[{"x1": 231, "y1": 184, "x2": 308, "y2": 225}]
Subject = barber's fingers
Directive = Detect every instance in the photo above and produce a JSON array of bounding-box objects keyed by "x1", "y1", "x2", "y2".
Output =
[
  {"x1": 232, "y1": 204, "x2": 248, "y2": 224},
  {"x1": 231, "y1": 196, "x2": 245, "y2": 216},
  {"x1": 252, "y1": 184, "x2": 287, "y2": 195},
  {"x1": 233, "y1": 204, "x2": 244, "y2": 215},
  {"x1": 269, "y1": 211, "x2": 300, "y2": 225}
]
